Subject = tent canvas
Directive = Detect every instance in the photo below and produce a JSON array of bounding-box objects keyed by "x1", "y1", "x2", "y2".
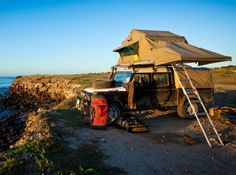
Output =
[
  {"x1": 114, "y1": 29, "x2": 231, "y2": 66},
  {"x1": 175, "y1": 68, "x2": 214, "y2": 89}
]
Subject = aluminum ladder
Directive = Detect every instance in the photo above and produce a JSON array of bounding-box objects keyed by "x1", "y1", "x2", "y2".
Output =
[{"x1": 172, "y1": 64, "x2": 224, "y2": 147}]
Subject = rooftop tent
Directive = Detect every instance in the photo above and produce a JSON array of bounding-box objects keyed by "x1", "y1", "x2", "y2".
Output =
[{"x1": 113, "y1": 29, "x2": 231, "y2": 66}]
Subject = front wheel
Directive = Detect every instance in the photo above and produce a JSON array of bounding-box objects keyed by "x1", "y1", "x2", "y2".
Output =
[
  {"x1": 177, "y1": 99, "x2": 199, "y2": 119},
  {"x1": 108, "y1": 103, "x2": 122, "y2": 124}
]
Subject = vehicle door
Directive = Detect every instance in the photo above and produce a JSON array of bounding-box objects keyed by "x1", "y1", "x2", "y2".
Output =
[
  {"x1": 132, "y1": 73, "x2": 153, "y2": 109},
  {"x1": 152, "y1": 72, "x2": 176, "y2": 106}
]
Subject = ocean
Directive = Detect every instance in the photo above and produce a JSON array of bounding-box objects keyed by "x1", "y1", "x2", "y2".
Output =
[
  {"x1": 0, "y1": 77, "x2": 15, "y2": 120},
  {"x1": 0, "y1": 77, "x2": 15, "y2": 96}
]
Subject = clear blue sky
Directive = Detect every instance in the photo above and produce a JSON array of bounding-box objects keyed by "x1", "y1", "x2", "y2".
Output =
[{"x1": 0, "y1": 0, "x2": 235, "y2": 75}]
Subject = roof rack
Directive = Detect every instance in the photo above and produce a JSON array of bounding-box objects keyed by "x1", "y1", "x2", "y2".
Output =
[{"x1": 115, "y1": 61, "x2": 155, "y2": 68}]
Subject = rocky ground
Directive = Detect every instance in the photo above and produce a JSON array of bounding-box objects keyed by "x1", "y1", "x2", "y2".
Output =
[
  {"x1": 0, "y1": 75, "x2": 79, "y2": 151},
  {"x1": 6, "y1": 75, "x2": 79, "y2": 111}
]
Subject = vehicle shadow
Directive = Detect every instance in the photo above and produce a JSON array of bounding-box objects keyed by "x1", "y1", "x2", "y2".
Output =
[
  {"x1": 214, "y1": 90, "x2": 236, "y2": 107},
  {"x1": 132, "y1": 110, "x2": 203, "y2": 145}
]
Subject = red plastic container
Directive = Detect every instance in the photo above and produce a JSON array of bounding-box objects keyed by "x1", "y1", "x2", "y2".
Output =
[{"x1": 90, "y1": 96, "x2": 108, "y2": 129}]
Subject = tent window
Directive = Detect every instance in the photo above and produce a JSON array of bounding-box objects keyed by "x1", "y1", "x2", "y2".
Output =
[
  {"x1": 120, "y1": 47, "x2": 136, "y2": 57},
  {"x1": 153, "y1": 73, "x2": 169, "y2": 87}
]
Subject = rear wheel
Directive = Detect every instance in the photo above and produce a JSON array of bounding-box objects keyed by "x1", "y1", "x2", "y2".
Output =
[
  {"x1": 177, "y1": 99, "x2": 199, "y2": 119},
  {"x1": 108, "y1": 102, "x2": 122, "y2": 124}
]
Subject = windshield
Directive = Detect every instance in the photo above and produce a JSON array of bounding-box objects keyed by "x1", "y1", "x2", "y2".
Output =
[{"x1": 114, "y1": 71, "x2": 132, "y2": 86}]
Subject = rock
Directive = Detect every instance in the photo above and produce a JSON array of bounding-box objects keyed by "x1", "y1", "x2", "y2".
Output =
[
  {"x1": 37, "y1": 108, "x2": 45, "y2": 113},
  {"x1": 14, "y1": 112, "x2": 52, "y2": 147},
  {"x1": 0, "y1": 75, "x2": 79, "y2": 150},
  {"x1": 208, "y1": 154, "x2": 215, "y2": 160},
  {"x1": 0, "y1": 113, "x2": 26, "y2": 151},
  {"x1": 5, "y1": 76, "x2": 78, "y2": 112},
  {"x1": 101, "y1": 138, "x2": 106, "y2": 142},
  {"x1": 183, "y1": 134, "x2": 198, "y2": 145}
]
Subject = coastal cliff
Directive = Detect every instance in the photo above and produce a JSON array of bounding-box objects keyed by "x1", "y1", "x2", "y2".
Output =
[
  {"x1": 0, "y1": 75, "x2": 80, "y2": 151},
  {"x1": 6, "y1": 76, "x2": 79, "y2": 111},
  {"x1": 0, "y1": 73, "x2": 121, "y2": 175}
]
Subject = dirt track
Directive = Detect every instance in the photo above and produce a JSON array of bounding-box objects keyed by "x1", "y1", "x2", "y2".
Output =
[
  {"x1": 60, "y1": 110, "x2": 236, "y2": 175},
  {"x1": 57, "y1": 84, "x2": 236, "y2": 175}
]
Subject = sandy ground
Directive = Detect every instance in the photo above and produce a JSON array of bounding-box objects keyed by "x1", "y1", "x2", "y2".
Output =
[
  {"x1": 214, "y1": 84, "x2": 236, "y2": 91},
  {"x1": 60, "y1": 110, "x2": 236, "y2": 175}
]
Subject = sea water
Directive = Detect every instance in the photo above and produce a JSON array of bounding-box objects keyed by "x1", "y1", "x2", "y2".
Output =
[
  {"x1": 0, "y1": 77, "x2": 15, "y2": 96},
  {"x1": 0, "y1": 77, "x2": 15, "y2": 120}
]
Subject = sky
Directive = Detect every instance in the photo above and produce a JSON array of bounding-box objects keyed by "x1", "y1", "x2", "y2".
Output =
[{"x1": 0, "y1": 0, "x2": 235, "y2": 75}]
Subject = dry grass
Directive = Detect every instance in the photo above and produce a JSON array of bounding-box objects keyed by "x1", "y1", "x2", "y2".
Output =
[
  {"x1": 211, "y1": 66, "x2": 236, "y2": 85},
  {"x1": 65, "y1": 72, "x2": 110, "y2": 88},
  {"x1": 18, "y1": 72, "x2": 110, "y2": 89}
]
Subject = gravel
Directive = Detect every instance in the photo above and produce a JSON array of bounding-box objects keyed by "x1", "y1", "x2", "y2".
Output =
[{"x1": 66, "y1": 111, "x2": 236, "y2": 175}]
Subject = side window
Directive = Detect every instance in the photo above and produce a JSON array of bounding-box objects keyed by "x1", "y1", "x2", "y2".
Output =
[
  {"x1": 153, "y1": 73, "x2": 169, "y2": 87},
  {"x1": 133, "y1": 74, "x2": 150, "y2": 86}
]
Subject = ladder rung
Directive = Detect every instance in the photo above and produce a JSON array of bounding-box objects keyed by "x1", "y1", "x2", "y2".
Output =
[
  {"x1": 197, "y1": 112, "x2": 206, "y2": 116},
  {"x1": 192, "y1": 100, "x2": 200, "y2": 103},
  {"x1": 186, "y1": 89, "x2": 196, "y2": 94}
]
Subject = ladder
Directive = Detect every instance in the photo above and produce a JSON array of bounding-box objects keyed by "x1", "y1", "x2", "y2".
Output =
[{"x1": 172, "y1": 64, "x2": 224, "y2": 147}]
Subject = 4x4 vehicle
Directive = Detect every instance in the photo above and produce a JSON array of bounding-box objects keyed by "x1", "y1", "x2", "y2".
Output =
[{"x1": 77, "y1": 62, "x2": 214, "y2": 124}]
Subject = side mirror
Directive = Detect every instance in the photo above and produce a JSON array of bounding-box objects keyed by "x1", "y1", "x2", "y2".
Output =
[{"x1": 108, "y1": 66, "x2": 115, "y2": 80}]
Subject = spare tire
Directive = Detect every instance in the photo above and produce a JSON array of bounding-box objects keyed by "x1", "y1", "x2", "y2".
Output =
[{"x1": 93, "y1": 80, "x2": 114, "y2": 89}]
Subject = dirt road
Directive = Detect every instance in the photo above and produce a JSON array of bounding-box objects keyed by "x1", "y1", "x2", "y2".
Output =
[
  {"x1": 59, "y1": 110, "x2": 236, "y2": 175},
  {"x1": 55, "y1": 84, "x2": 236, "y2": 175}
]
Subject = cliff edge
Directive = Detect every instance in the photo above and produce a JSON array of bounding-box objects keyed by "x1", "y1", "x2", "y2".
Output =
[{"x1": 0, "y1": 75, "x2": 80, "y2": 151}]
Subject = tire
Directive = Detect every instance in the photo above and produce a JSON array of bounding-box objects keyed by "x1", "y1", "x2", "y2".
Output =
[
  {"x1": 177, "y1": 99, "x2": 199, "y2": 119},
  {"x1": 93, "y1": 80, "x2": 114, "y2": 89},
  {"x1": 108, "y1": 102, "x2": 122, "y2": 124}
]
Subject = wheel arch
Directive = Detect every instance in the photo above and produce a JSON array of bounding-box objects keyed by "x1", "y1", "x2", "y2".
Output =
[{"x1": 108, "y1": 98, "x2": 123, "y2": 110}]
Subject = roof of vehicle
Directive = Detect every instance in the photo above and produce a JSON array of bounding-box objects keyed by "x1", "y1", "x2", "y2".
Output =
[{"x1": 114, "y1": 29, "x2": 231, "y2": 66}]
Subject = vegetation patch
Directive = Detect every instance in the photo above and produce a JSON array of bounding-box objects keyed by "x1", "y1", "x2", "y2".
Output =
[
  {"x1": 55, "y1": 72, "x2": 110, "y2": 89},
  {"x1": 0, "y1": 139, "x2": 54, "y2": 174},
  {"x1": 46, "y1": 142, "x2": 125, "y2": 175},
  {"x1": 211, "y1": 66, "x2": 236, "y2": 85},
  {"x1": 0, "y1": 97, "x2": 125, "y2": 175}
]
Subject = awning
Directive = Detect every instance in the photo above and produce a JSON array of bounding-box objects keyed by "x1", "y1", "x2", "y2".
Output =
[{"x1": 113, "y1": 40, "x2": 138, "y2": 52}]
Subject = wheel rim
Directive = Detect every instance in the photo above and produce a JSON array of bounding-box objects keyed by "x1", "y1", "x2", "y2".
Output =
[
  {"x1": 108, "y1": 105, "x2": 120, "y2": 123},
  {"x1": 186, "y1": 103, "x2": 197, "y2": 117}
]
